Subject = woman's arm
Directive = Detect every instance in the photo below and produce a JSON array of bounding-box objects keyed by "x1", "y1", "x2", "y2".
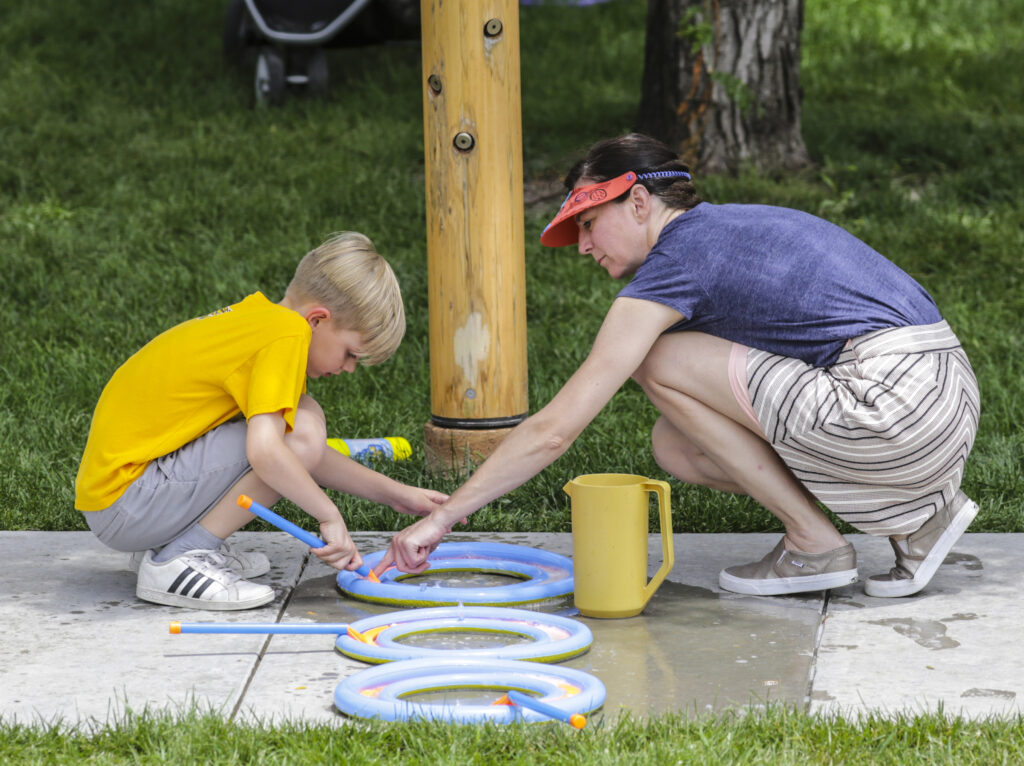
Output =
[{"x1": 377, "y1": 297, "x2": 683, "y2": 572}]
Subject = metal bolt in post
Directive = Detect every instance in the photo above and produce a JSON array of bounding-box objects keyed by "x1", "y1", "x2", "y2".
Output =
[
  {"x1": 484, "y1": 18, "x2": 503, "y2": 37},
  {"x1": 453, "y1": 132, "x2": 475, "y2": 152}
]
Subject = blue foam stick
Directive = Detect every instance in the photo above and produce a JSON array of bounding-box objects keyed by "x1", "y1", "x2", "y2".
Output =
[
  {"x1": 171, "y1": 622, "x2": 347, "y2": 635},
  {"x1": 238, "y1": 494, "x2": 373, "y2": 578},
  {"x1": 505, "y1": 690, "x2": 586, "y2": 728}
]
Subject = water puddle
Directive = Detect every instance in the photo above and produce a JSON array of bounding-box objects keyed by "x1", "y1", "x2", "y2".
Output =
[
  {"x1": 563, "y1": 580, "x2": 821, "y2": 716},
  {"x1": 289, "y1": 574, "x2": 823, "y2": 717}
]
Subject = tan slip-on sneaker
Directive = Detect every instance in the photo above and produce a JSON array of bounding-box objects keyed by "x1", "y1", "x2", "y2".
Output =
[
  {"x1": 864, "y1": 490, "x2": 979, "y2": 598},
  {"x1": 719, "y1": 537, "x2": 858, "y2": 596}
]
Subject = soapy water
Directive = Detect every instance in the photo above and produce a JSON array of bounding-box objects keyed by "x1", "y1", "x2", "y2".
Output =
[
  {"x1": 398, "y1": 571, "x2": 530, "y2": 589},
  {"x1": 393, "y1": 629, "x2": 533, "y2": 651},
  {"x1": 400, "y1": 687, "x2": 517, "y2": 707}
]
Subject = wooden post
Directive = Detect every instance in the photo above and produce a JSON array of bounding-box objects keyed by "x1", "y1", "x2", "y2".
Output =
[{"x1": 420, "y1": 0, "x2": 529, "y2": 471}]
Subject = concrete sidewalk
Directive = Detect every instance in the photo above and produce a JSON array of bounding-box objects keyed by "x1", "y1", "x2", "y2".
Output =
[{"x1": 1, "y1": 531, "x2": 1021, "y2": 728}]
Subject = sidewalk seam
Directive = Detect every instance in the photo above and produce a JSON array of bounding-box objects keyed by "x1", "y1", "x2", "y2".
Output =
[
  {"x1": 229, "y1": 549, "x2": 312, "y2": 721},
  {"x1": 804, "y1": 590, "x2": 832, "y2": 713}
]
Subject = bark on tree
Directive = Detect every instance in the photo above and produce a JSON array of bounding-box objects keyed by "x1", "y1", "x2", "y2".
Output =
[{"x1": 637, "y1": 0, "x2": 811, "y2": 174}]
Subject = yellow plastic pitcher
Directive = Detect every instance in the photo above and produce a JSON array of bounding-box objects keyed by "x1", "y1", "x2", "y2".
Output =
[{"x1": 564, "y1": 473, "x2": 674, "y2": 618}]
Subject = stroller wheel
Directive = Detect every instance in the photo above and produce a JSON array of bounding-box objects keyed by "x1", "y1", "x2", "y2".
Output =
[
  {"x1": 254, "y1": 47, "x2": 286, "y2": 106},
  {"x1": 223, "y1": 0, "x2": 256, "y2": 65},
  {"x1": 307, "y1": 48, "x2": 329, "y2": 97}
]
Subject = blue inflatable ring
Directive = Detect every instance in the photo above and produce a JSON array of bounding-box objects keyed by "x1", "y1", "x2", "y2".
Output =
[
  {"x1": 334, "y1": 605, "x2": 592, "y2": 664},
  {"x1": 333, "y1": 657, "x2": 605, "y2": 724},
  {"x1": 337, "y1": 542, "x2": 573, "y2": 607}
]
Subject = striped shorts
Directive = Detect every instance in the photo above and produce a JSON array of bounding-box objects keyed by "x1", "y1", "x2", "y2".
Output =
[{"x1": 746, "y1": 320, "x2": 979, "y2": 536}]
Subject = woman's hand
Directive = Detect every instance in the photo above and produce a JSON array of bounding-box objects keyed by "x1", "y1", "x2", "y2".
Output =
[
  {"x1": 375, "y1": 514, "x2": 452, "y2": 574},
  {"x1": 313, "y1": 517, "x2": 364, "y2": 571}
]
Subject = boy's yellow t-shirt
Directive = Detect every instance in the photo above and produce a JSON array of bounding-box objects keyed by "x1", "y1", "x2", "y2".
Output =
[{"x1": 75, "y1": 292, "x2": 310, "y2": 511}]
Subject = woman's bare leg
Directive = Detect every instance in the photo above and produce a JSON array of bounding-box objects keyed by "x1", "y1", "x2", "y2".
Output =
[
  {"x1": 633, "y1": 332, "x2": 847, "y2": 553},
  {"x1": 649, "y1": 416, "x2": 744, "y2": 493}
]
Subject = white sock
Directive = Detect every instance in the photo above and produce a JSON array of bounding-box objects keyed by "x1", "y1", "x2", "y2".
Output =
[{"x1": 153, "y1": 525, "x2": 224, "y2": 563}]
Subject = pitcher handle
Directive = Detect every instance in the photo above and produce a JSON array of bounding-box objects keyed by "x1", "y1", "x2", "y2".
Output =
[{"x1": 640, "y1": 479, "x2": 674, "y2": 605}]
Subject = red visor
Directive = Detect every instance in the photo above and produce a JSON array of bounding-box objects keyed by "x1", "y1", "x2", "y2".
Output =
[{"x1": 539, "y1": 172, "x2": 639, "y2": 248}]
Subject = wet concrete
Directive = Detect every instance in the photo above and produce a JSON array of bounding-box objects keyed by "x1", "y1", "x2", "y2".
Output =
[
  {"x1": 572, "y1": 580, "x2": 819, "y2": 717},
  {"x1": 1, "y1": 530, "x2": 1022, "y2": 727},
  {"x1": 811, "y1": 534, "x2": 1024, "y2": 719}
]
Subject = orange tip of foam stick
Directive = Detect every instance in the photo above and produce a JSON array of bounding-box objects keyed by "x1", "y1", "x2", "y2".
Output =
[
  {"x1": 500, "y1": 689, "x2": 587, "y2": 728},
  {"x1": 237, "y1": 494, "x2": 253, "y2": 510},
  {"x1": 169, "y1": 621, "x2": 181, "y2": 634}
]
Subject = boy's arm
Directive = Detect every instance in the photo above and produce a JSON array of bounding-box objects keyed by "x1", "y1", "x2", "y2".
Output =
[
  {"x1": 311, "y1": 448, "x2": 448, "y2": 518},
  {"x1": 246, "y1": 412, "x2": 362, "y2": 570}
]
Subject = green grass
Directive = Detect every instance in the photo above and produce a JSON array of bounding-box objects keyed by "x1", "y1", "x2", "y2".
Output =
[
  {"x1": 1, "y1": 0, "x2": 1022, "y2": 756},
  {"x1": 2, "y1": 706, "x2": 1024, "y2": 765},
  {"x1": 2, "y1": 0, "x2": 1017, "y2": 535}
]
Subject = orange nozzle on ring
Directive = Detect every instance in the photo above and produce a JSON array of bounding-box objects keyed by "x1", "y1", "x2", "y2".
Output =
[
  {"x1": 569, "y1": 714, "x2": 587, "y2": 729},
  {"x1": 367, "y1": 564, "x2": 396, "y2": 583},
  {"x1": 347, "y1": 626, "x2": 372, "y2": 644},
  {"x1": 237, "y1": 494, "x2": 253, "y2": 510},
  {"x1": 169, "y1": 621, "x2": 181, "y2": 634}
]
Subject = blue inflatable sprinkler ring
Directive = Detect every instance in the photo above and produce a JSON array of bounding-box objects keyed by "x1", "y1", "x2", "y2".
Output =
[
  {"x1": 335, "y1": 605, "x2": 592, "y2": 664},
  {"x1": 333, "y1": 657, "x2": 605, "y2": 724},
  {"x1": 337, "y1": 542, "x2": 573, "y2": 607}
]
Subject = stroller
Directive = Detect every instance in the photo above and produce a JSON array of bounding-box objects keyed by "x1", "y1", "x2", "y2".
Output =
[{"x1": 223, "y1": 0, "x2": 420, "y2": 105}]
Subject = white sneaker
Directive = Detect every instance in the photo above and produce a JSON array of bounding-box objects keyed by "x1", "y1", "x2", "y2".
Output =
[
  {"x1": 210, "y1": 541, "x2": 271, "y2": 578},
  {"x1": 136, "y1": 549, "x2": 275, "y2": 610},
  {"x1": 129, "y1": 541, "x2": 270, "y2": 579}
]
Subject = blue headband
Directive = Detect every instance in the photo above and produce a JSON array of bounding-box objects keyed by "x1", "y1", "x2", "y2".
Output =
[{"x1": 636, "y1": 171, "x2": 692, "y2": 182}]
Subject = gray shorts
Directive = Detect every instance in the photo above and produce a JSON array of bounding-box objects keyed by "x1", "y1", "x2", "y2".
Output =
[{"x1": 82, "y1": 420, "x2": 251, "y2": 552}]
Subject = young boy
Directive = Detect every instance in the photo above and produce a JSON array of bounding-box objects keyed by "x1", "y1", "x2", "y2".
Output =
[{"x1": 75, "y1": 232, "x2": 447, "y2": 610}]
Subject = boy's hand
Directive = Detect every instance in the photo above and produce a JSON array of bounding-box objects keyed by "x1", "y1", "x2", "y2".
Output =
[
  {"x1": 313, "y1": 517, "x2": 364, "y2": 572},
  {"x1": 375, "y1": 514, "x2": 451, "y2": 574},
  {"x1": 390, "y1": 486, "x2": 450, "y2": 518}
]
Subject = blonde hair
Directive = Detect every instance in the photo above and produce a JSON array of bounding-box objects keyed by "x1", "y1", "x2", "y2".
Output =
[{"x1": 287, "y1": 232, "x2": 406, "y2": 365}]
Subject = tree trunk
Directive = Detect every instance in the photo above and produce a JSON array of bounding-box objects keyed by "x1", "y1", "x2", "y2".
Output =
[{"x1": 637, "y1": 0, "x2": 811, "y2": 174}]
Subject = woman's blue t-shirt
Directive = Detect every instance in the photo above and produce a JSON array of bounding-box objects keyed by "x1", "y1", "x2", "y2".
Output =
[{"x1": 617, "y1": 202, "x2": 941, "y2": 367}]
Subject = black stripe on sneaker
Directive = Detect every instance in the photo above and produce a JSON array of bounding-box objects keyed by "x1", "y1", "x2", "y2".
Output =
[
  {"x1": 168, "y1": 567, "x2": 196, "y2": 593},
  {"x1": 181, "y1": 572, "x2": 209, "y2": 596},
  {"x1": 192, "y1": 577, "x2": 215, "y2": 599}
]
